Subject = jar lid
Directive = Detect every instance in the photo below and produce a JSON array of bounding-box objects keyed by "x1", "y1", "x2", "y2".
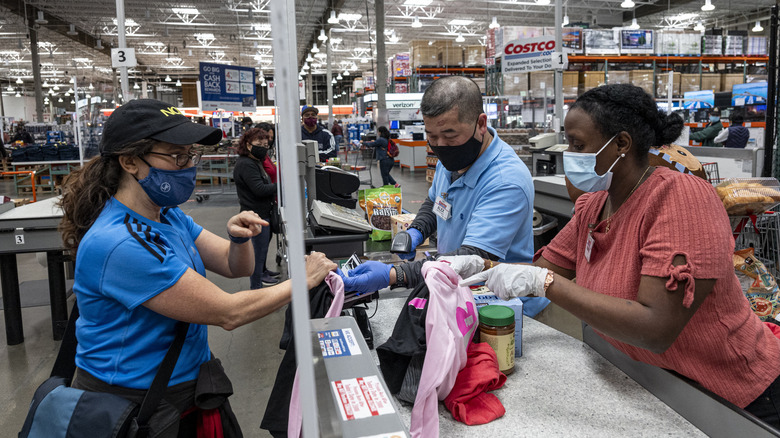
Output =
[{"x1": 478, "y1": 305, "x2": 515, "y2": 326}]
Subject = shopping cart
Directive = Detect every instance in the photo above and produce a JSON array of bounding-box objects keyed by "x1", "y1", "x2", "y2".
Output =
[
  {"x1": 732, "y1": 210, "x2": 780, "y2": 279},
  {"x1": 193, "y1": 153, "x2": 237, "y2": 202},
  {"x1": 702, "y1": 162, "x2": 721, "y2": 186}
]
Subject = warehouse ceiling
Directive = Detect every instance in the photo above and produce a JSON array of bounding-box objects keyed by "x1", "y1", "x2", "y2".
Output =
[{"x1": 0, "y1": 0, "x2": 775, "y2": 100}]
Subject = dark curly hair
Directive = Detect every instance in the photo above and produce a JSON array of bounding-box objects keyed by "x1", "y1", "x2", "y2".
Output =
[
  {"x1": 570, "y1": 84, "x2": 684, "y2": 161},
  {"x1": 377, "y1": 126, "x2": 390, "y2": 139},
  {"x1": 57, "y1": 139, "x2": 156, "y2": 255},
  {"x1": 236, "y1": 127, "x2": 267, "y2": 156}
]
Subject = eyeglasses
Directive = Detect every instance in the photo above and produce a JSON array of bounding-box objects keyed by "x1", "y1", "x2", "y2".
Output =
[
  {"x1": 250, "y1": 142, "x2": 268, "y2": 148},
  {"x1": 147, "y1": 151, "x2": 202, "y2": 167}
]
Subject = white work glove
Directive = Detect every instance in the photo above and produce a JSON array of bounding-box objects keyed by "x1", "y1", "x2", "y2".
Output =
[
  {"x1": 460, "y1": 264, "x2": 549, "y2": 300},
  {"x1": 437, "y1": 255, "x2": 485, "y2": 279}
]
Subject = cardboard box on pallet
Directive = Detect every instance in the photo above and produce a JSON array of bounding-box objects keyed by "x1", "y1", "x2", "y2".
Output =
[
  {"x1": 680, "y1": 73, "x2": 701, "y2": 93},
  {"x1": 579, "y1": 71, "x2": 605, "y2": 92},
  {"x1": 530, "y1": 71, "x2": 554, "y2": 93},
  {"x1": 700, "y1": 73, "x2": 721, "y2": 92},
  {"x1": 607, "y1": 71, "x2": 630, "y2": 85},
  {"x1": 410, "y1": 40, "x2": 439, "y2": 68},
  {"x1": 464, "y1": 45, "x2": 485, "y2": 66},
  {"x1": 656, "y1": 72, "x2": 681, "y2": 97},
  {"x1": 436, "y1": 41, "x2": 464, "y2": 66},
  {"x1": 721, "y1": 73, "x2": 744, "y2": 92},
  {"x1": 503, "y1": 73, "x2": 529, "y2": 95},
  {"x1": 562, "y1": 71, "x2": 579, "y2": 96},
  {"x1": 629, "y1": 69, "x2": 655, "y2": 96}
]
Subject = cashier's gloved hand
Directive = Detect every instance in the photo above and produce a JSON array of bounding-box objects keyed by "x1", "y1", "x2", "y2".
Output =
[
  {"x1": 460, "y1": 264, "x2": 549, "y2": 300},
  {"x1": 397, "y1": 228, "x2": 424, "y2": 260},
  {"x1": 338, "y1": 261, "x2": 392, "y2": 294},
  {"x1": 437, "y1": 255, "x2": 485, "y2": 279}
]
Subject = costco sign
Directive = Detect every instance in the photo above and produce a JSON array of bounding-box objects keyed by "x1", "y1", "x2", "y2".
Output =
[{"x1": 502, "y1": 37, "x2": 566, "y2": 74}]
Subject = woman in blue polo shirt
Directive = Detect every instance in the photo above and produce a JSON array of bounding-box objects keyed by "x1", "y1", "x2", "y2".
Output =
[{"x1": 58, "y1": 99, "x2": 335, "y2": 437}]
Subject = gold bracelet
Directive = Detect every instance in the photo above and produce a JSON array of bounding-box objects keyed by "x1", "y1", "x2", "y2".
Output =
[{"x1": 488, "y1": 260, "x2": 494, "y2": 270}]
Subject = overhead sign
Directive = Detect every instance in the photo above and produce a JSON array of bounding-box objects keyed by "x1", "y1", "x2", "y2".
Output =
[
  {"x1": 501, "y1": 37, "x2": 562, "y2": 74},
  {"x1": 387, "y1": 108, "x2": 422, "y2": 121},
  {"x1": 111, "y1": 48, "x2": 137, "y2": 68},
  {"x1": 387, "y1": 100, "x2": 420, "y2": 109},
  {"x1": 199, "y1": 62, "x2": 256, "y2": 112}
]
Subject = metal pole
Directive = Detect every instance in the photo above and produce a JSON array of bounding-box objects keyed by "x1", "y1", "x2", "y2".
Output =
[
  {"x1": 765, "y1": 5, "x2": 778, "y2": 178},
  {"x1": 554, "y1": 0, "x2": 563, "y2": 140},
  {"x1": 327, "y1": 28, "x2": 334, "y2": 129},
  {"x1": 115, "y1": 0, "x2": 130, "y2": 103},
  {"x1": 375, "y1": 0, "x2": 387, "y2": 127},
  {"x1": 73, "y1": 75, "x2": 84, "y2": 166},
  {"x1": 269, "y1": 2, "x2": 319, "y2": 438},
  {"x1": 28, "y1": 11, "x2": 44, "y2": 123}
]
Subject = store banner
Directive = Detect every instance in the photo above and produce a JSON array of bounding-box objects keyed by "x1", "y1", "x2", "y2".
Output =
[
  {"x1": 683, "y1": 90, "x2": 715, "y2": 109},
  {"x1": 501, "y1": 37, "x2": 565, "y2": 74},
  {"x1": 199, "y1": 62, "x2": 256, "y2": 111}
]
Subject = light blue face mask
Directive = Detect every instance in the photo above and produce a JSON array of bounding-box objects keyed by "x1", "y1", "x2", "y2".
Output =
[
  {"x1": 710, "y1": 116, "x2": 720, "y2": 122},
  {"x1": 563, "y1": 133, "x2": 621, "y2": 193}
]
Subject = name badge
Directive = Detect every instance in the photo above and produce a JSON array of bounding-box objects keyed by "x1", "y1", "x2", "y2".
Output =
[
  {"x1": 433, "y1": 196, "x2": 452, "y2": 220},
  {"x1": 584, "y1": 232, "x2": 595, "y2": 262}
]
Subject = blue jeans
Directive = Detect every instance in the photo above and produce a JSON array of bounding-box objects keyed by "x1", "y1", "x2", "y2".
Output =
[
  {"x1": 379, "y1": 157, "x2": 397, "y2": 186},
  {"x1": 250, "y1": 224, "x2": 272, "y2": 289},
  {"x1": 745, "y1": 372, "x2": 780, "y2": 429},
  {"x1": 334, "y1": 135, "x2": 343, "y2": 153}
]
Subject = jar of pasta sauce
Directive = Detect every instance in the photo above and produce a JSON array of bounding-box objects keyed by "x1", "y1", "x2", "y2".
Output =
[{"x1": 478, "y1": 305, "x2": 515, "y2": 375}]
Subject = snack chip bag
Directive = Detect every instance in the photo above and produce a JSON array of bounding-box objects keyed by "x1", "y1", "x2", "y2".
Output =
[
  {"x1": 734, "y1": 247, "x2": 780, "y2": 321},
  {"x1": 358, "y1": 186, "x2": 402, "y2": 241}
]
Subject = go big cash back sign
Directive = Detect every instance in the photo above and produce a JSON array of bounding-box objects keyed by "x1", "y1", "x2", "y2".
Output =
[
  {"x1": 199, "y1": 62, "x2": 256, "y2": 112},
  {"x1": 501, "y1": 37, "x2": 567, "y2": 74}
]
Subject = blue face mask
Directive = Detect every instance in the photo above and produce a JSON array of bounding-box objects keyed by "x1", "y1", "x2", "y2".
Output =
[
  {"x1": 710, "y1": 116, "x2": 720, "y2": 122},
  {"x1": 563, "y1": 133, "x2": 621, "y2": 193},
  {"x1": 136, "y1": 161, "x2": 198, "y2": 207}
]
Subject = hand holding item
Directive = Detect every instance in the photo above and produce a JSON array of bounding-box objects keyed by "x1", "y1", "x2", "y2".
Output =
[
  {"x1": 227, "y1": 211, "x2": 268, "y2": 239},
  {"x1": 394, "y1": 228, "x2": 424, "y2": 260},
  {"x1": 437, "y1": 255, "x2": 485, "y2": 279},
  {"x1": 305, "y1": 251, "x2": 338, "y2": 289},
  {"x1": 339, "y1": 261, "x2": 392, "y2": 294},
  {"x1": 460, "y1": 264, "x2": 550, "y2": 300}
]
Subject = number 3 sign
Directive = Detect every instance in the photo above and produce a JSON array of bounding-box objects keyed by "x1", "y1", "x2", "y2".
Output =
[{"x1": 111, "y1": 48, "x2": 137, "y2": 68}]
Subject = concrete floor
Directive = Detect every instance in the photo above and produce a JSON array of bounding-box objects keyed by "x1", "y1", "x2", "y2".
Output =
[{"x1": 0, "y1": 151, "x2": 581, "y2": 436}]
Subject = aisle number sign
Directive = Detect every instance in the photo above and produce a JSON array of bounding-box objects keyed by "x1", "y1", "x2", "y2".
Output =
[
  {"x1": 501, "y1": 37, "x2": 568, "y2": 74},
  {"x1": 199, "y1": 62, "x2": 256, "y2": 112},
  {"x1": 111, "y1": 48, "x2": 137, "y2": 68}
]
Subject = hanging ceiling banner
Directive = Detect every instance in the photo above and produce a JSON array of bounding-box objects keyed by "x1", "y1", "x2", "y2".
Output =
[
  {"x1": 501, "y1": 37, "x2": 561, "y2": 74},
  {"x1": 199, "y1": 61, "x2": 256, "y2": 111}
]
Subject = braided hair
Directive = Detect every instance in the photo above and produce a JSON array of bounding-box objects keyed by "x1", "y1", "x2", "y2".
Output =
[{"x1": 570, "y1": 84, "x2": 683, "y2": 162}]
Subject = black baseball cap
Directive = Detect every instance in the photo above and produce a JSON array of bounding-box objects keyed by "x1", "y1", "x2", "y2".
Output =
[{"x1": 100, "y1": 99, "x2": 223, "y2": 155}]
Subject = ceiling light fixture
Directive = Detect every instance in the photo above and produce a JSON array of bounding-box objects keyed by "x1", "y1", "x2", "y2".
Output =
[
  {"x1": 337, "y1": 73, "x2": 343, "y2": 80},
  {"x1": 70, "y1": 99, "x2": 75, "y2": 104},
  {"x1": 562, "y1": 15, "x2": 569, "y2": 26},
  {"x1": 701, "y1": 0, "x2": 714, "y2": 11},
  {"x1": 53, "y1": 84, "x2": 60, "y2": 91},
  {"x1": 16, "y1": 77, "x2": 23, "y2": 84},
  {"x1": 311, "y1": 43, "x2": 320, "y2": 53},
  {"x1": 67, "y1": 24, "x2": 78, "y2": 35},
  {"x1": 693, "y1": 21, "x2": 705, "y2": 31},
  {"x1": 165, "y1": 75, "x2": 172, "y2": 82},
  {"x1": 89, "y1": 82, "x2": 94, "y2": 90},
  {"x1": 176, "y1": 78, "x2": 182, "y2": 86},
  {"x1": 133, "y1": 82, "x2": 140, "y2": 89},
  {"x1": 536, "y1": 0, "x2": 551, "y2": 5},
  {"x1": 620, "y1": 0, "x2": 635, "y2": 8},
  {"x1": 411, "y1": 17, "x2": 422, "y2": 28},
  {"x1": 35, "y1": 11, "x2": 48, "y2": 25},
  {"x1": 332, "y1": 78, "x2": 337, "y2": 84},
  {"x1": 328, "y1": 10, "x2": 339, "y2": 24},
  {"x1": 306, "y1": 54, "x2": 314, "y2": 62},
  {"x1": 629, "y1": 18, "x2": 640, "y2": 29},
  {"x1": 753, "y1": 21, "x2": 764, "y2": 32},
  {"x1": 15, "y1": 91, "x2": 20, "y2": 97},
  {"x1": 318, "y1": 29, "x2": 328, "y2": 41},
  {"x1": 58, "y1": 97, "x2": 63, "y2": 103},
  {"x1": 489, "y1": 17, "x2": 500, "y2": 29},
  {"x1": 455, "y1": 33, "x2": 465, "y2": 43},
  {"x1": 343, "y1": 70, "x2": 349, "y2": 76}
]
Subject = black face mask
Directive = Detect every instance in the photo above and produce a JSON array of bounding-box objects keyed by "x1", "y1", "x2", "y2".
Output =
[
  {"x1": 428, "y1": 120, "x2": 483, "y2": 172},
  {"x1": 251, "y1": 145, "x2": 268, "y2": 160}
]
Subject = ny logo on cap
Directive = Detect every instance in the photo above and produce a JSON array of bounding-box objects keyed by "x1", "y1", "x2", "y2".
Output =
[{"x1": 160, "y1": 107, "x2": 183, "y2": 117}]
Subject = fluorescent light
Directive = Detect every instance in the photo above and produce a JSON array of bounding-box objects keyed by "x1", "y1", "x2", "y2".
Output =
[
  {"x1": 411, "y1": 17, "x2": 422, "y2": 28},
  {"x1": 753, "y1": 21, "x2": 764, "y2": 32},
  {"x1": 629, "y1": 18, "x2": 640, "y2": 29},
  {"x1": 701, "y1": 0, "x2": 714, "y2": 11},
  {"x1": 339, "y1": 13, "x2": 362, "y2": 21},
  {"x1": 489, "y1": 17, "x2": 500, "y2": 29},
  {"x1": 448, "y1": 19, "x2": 473, "y2": 26},
  {"x1": 172, "y1": 8, "x2": 199, "y2": 15},
  {"x1": 328, "y1": 10, "x2": 339, "y2": 24},
  {"x1": 620, "y1": 0, "x2": 635, "y2": 8},
  {"x1": 536, "y1": 0, "x2": 551, "y2": 5},
  {"x1": 404, "y1": 0, "x2": 432, "y2": 5}
]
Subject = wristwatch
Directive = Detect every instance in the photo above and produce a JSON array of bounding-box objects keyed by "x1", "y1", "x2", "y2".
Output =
[{"x1": 391, "y1": 266, "x2": 405, "y2": 289}]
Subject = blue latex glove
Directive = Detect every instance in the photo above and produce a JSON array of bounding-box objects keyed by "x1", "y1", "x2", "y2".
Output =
[
  {"x1": 398, "y1": 228, "x2": 424, "y2": 260},
  {"x1": 339, "y1": 261, "x2": 392, "y2": 294}
]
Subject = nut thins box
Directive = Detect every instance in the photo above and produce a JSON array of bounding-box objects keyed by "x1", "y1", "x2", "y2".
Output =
[
  {"x1": 471, "y1": 287, "x2": 524, "y2": 357},
  {"x1": 390, "y1": 213, "x2": 429, "y2": 246}
]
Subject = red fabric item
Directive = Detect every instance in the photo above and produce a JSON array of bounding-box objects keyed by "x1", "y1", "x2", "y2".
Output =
[
  {"x1": 198, "y1": 409, "x2": 224, "y2": 438},
  {"x1": 262, "y1": 156, "x2": 277, "y2": 183},
  {"x1": 444, "y1": 342, "x2": 507, "y2": 425}
]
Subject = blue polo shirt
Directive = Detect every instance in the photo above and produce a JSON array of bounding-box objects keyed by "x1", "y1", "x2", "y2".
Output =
[
  {"x1": 428, "y1": 127, "x2": 534, "y2": 263},
  {"x1": 73, "y1": 198, "x2": 211, "y2": 389}
]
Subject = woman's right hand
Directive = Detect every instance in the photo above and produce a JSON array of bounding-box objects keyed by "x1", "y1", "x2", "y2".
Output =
[{"x1": 305, "y1": 251, "x2": 337, "y2": 289}]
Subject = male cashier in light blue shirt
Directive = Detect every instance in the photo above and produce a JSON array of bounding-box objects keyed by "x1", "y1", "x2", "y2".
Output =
[{"x1": 338, "y1": 75, "x2": 548, "y2": 316}]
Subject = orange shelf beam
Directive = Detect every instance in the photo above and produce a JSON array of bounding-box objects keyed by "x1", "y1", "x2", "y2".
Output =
[{"x1": 567, "y1": 55, "x2": 769, "y2": 64}]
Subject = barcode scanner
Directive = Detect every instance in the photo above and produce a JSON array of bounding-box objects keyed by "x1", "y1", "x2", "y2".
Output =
[{"x1": 390, "y1": 230, "x2": 413, "y2": 253}]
